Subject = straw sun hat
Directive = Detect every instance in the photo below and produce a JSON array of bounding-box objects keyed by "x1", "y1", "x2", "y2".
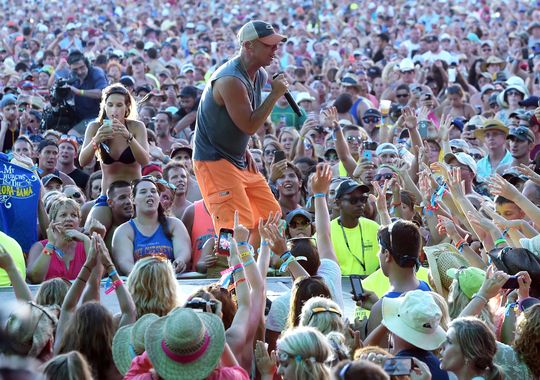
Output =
[
  {"x1": 145, "y1": 307, "x2": 225, "y2": 380},
  {"x1": 424, "y1": 243, "x2": 469, "y2": 298},
  {"x1": 112, "y1": 313, "x2": 159, "y2": 375}
]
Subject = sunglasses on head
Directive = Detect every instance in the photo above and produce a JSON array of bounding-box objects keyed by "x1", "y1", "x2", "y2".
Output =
[
  {"x1": 362, "y1": 116, "x2": 380, "y2": 124},
  {"x1": 67, "y1": 191, "x2": 82, "y2": 198}
]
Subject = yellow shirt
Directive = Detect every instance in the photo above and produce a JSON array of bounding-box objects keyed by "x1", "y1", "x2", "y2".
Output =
[
  {"x1": 330, "y1": 218, "x2": 380, "y2": 276},
  {"x1": 362, "y1": 267, "x2": 431, "y2": 298},
  {"x1": 0, "y1": 231, "x2": 26, "y2": 286}
]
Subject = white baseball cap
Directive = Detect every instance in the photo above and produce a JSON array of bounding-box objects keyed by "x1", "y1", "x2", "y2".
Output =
[{"x1": 237, "y1": 20, "x2": 287, "y2": 45}]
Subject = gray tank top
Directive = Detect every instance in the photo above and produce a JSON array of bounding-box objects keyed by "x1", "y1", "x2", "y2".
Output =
[{"x1": 193, "y1": 56, "x2": 267, "y2": 169}]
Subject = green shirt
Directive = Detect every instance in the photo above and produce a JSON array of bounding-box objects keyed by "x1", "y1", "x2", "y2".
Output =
[
  {"x1": 330, "y1": 217, "x2": 380, "y2": 275},
  {"x1": 270, "y1": 103, "x2": 307, "y2": 130},
  {"x1": 0, "y1": 231, "x2": 26, "y2": 286}
]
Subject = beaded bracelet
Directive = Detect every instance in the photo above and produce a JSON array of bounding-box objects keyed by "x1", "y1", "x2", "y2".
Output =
[{"x1": 472, "y1": 293, "x2": 488, "y2": 304}]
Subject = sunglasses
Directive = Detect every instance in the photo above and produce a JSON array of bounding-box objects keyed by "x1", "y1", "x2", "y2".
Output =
[
  {"x1": 304, "y1": 142, "x2": 313, "y2": 150},
  {"x1": 60, "y1": 134, "x2": 78, "y2": 142},
  {"x1": 401, "y1": 70, "x2": 414, "y2": 74},
  {"x1": 396, "y1": 93, "x2": 409, "y2": 98},
  {"x1": 67, "y1": 191, "x2": 82, "y2": 199},
  {"x1": 341, "y1": 195, "x2": 368, "y2": 205},
  {"x1": 470, "y1": 153, "x2": 483, "y2": 160},
  {"x1": 346, "y1": 136, "x2": 362, "y2": 143},
  {"x1": 507, "y1": 91, "x2": 522, "y2": 97},
  {"x1": 374, "y1": 173, "x2": 393, "y2": 181},
  {"x1": 134, "y1": 175, "x2": 177, "y2": 191},
  {"x1": 289, "y1": 219, "x2": 311, "y2": 228},
  {"x1": 362, "y1": 116, "x2": 380, "y2": 124},
  {"x1": 264, "y1": 149, "x2": 276, "y2": 156},
  {"x1": 482, "y1": 48, "x2": 492, "y2": 52}
]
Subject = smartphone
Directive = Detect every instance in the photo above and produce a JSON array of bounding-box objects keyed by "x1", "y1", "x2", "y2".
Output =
[
  {"x1": 350, "y1": 275, "x2": 364, "y2": 299},
  {"x1": 503, "y1": 276, "x2": 519, "y2": 289},
  {"x1": 522, "y1": 48, "x2": 530, "y2": 60},
  {"x1": 217, "y1": 228, "x2": 234, "y2": 256},
  {"x1": 274, "y1": 150, "x2": 286, "y2": 163},
  {"x1": 418, "y1": 120, "x2": 429, "y2": 139},
  {"x1": 363, "y1": 141, "x2": 378, "y2": 151},
  {"x1": 448, "y1": 68, "x2": 456, "y2": 83},
  {"x1": 383, "y1": 357, "x2": 413, "y2": 376},
  {"x1": 185, "y1": 298, "x2": 217, "y2": 313}
]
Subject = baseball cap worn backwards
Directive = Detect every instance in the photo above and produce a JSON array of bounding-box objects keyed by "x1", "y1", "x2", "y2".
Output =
[{"x1": 237, "y1": 20, "x2": 287, "y2": 45}]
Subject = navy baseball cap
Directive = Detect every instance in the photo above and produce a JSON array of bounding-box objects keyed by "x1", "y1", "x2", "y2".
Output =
[{"x1": 335, "y1": 178, "x2": 370, "y2": 199}]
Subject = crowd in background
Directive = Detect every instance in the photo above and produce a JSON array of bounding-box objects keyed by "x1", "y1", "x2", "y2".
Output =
[{"x1": 1, "y1": 0, "x2": 540, "y2": 379}]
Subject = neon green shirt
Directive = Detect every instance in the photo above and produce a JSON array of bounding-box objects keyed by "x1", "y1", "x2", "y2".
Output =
[
  {"x1": 0, "y1": 231, "x2": 26, "y2": 286},
  {"x1": 330, "y1": 217, "x2": 380, "y2": 276}
]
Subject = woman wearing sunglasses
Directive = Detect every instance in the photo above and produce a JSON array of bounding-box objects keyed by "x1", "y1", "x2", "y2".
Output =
[
  {"x1": 79, "y1": 84, "x2": 150, "y2": 233},
  {"x1": 112, "y1": 176, "x2": 191, "y2": 275}
]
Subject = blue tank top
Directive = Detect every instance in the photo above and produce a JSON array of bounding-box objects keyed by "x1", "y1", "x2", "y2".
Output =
[
  {"x1": 129, "y1": 219, "x2": 174, "y2": 262},
  {"x1": 194, "y1": 55, "x2": 267, "y2": 169},
  {"x1": 383, "y1": 280, "x2": 431, "y2": 299}
]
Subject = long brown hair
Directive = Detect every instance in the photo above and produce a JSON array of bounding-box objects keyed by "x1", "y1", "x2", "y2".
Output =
[
  {"x1": 58, "y1": 302, "x2": 115, "y2": 379},
  {"x1": 96, "y1": 84, "x2": 138, "y2": 124},
  {"x1": 287, "y1": 276, "x2": 331, "y2": 330}
]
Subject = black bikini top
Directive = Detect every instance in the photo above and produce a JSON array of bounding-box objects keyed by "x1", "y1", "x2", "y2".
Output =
[{"x1": 99, "y1": 144, "x2": 136, "y2": 165}]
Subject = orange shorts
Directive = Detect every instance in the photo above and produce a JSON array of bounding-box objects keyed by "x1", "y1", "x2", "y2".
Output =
[{"x1": 194, "y1": 159, "x2": 280, "y2": 232}]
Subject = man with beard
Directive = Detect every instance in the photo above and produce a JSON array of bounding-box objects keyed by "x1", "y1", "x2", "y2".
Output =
[
  {"x1": 276, "y1": 163, "x2": 303, "y2": 216},
  {"x1": 37, "y1": 140, "x2": 75, "y2": 185},
  {"x1": 0, "y1": 94, "x2": 20, "y2": 152},
  {"x1": 499, "y1": 126, "x2": 535, "y2": 171},
  {"x1": 56, "y1": 135, "x2": 89, "y2": 189},
  {"x1": 155, "y1": 111, "x2": 180, "y2": 155},
  {"x1": 105, "y1": 181, "x2": 133, "y2": 251},
  {"x1": 330, "y1": 178, "x2": 380, "y2": 275},
  {"x1": 163, "y1": 161, "x2": 192, "y2": 219}
]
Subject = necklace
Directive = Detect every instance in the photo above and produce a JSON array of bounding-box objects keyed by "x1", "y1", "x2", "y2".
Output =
[{"x1": 338, "y1": 218, "x2": 367, "y2": 273}]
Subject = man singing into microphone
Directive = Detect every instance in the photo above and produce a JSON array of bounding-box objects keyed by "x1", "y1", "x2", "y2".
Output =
[{"x1": 193, "y1": 20, "x2": 288, "y2": 241}]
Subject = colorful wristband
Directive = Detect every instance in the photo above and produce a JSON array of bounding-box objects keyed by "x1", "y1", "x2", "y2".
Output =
[
  {"x1": 243, "y1": 258, "x2": 255, "y2": 267},
  {"x1": 494, "y1": 238, "x2": 506, "y2": 247},
  {"x1": 313, "y1": 193, "x2": 326, "y2": 198},
  {"x1": 280, "y1": 250, "x2": 292, "y2": 261}
]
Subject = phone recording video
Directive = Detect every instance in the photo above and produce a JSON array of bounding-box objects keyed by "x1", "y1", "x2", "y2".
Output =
[
  {"x1": 217, "y1": 228, "x2": 234, "y2": 256},
  {"x1": 383, "y1": 357, "x2": 413, "y2": 376},
  {"x1": 502, "y1": 275, "x2": 519, "y2": 289}
]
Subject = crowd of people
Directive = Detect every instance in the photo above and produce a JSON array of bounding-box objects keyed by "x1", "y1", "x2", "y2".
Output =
[{"x1": 2, "y1": 0, "x2": 540, "y2": 379}]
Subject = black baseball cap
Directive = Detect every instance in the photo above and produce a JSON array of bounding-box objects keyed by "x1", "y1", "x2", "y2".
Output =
[{"x1": 335, "y1": 178, "x2": 370, "y2": 199}]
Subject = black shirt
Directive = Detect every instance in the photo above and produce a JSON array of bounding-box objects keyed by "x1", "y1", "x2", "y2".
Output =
[{"x1": 68, "y1": 167, "x2": 89, "y2": 190}]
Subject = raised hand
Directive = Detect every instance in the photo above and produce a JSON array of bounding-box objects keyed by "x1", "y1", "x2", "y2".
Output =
[
  {"x1": 255, "y1": 340, "x2": 276, "y2": 376},
  {"x1": 516, "y1": 164, "x2": 540, "y2": 186},
  {"x1": 263, "y1": 224, "x2": 288, "y2": 257},
  {"x1": 233, "y1": 210, "x2": 250, "y2": 243},
  {"x1": 321, "y1": 106, "x2": 339, "y2": 128},
  {"x1": 258, "y1": 211, "x2": 281, "y2": 243},
  {"x1": 0, "y1": 243, "x2": 14, "y2": 270},
  {"x1": 402, "y1": 107, "x2": 417, "y2": 129},
  {"x1": 311, "y1": 163, "x2": 332, "y2": 194},
  {"x1": 488, "y1": 174, "x2": 520, "y2": 201},
  {"x1": 369, "y1": 180, "x2": 390, "y2": 212}
]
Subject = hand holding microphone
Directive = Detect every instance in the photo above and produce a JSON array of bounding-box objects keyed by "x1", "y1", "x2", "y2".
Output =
[{"x1": 272, "y1": 72, "x2": 302, "y2": 117}]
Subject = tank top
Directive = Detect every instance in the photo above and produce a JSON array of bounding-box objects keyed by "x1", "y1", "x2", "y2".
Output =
[
  {"x1": 190, "y1": 200, "x2": 216, "y2": 271},
  {"x1": 194, "y1": 55, "x2": 267, "y2": 169},
  {"x1": 129, "y1": 220, "x2": 174, "y2": 262},
  {"x1": 40, "y1": 240, "x2": 87, "y2": 281}
]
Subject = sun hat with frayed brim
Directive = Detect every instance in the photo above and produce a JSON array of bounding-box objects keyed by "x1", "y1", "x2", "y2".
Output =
[
  {"x1": 474, "y1": 119, "x2": 509, "y2": 139},
  {"x1": 145, "y1": 307, "x2": 225, "y2": 380},
  {"x1": 112, "y1": 313, "x2": 159, "y2": 375},
  {"x1": 481, "y1": 56, "x2": 506, "y2": 72},
  {"x1": 382, "y1": 290, "x2": 446, "y2": 351},
  {"x1": 424, "y1": 243, "x2": 470, "y2": 298}
]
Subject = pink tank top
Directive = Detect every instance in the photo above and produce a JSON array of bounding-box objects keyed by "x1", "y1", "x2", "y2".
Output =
[
  {"x1": 190, "y1": 200, "x2": 216, "y2": 271},
  {"x1": 40, "y1": 240, "x2": 87, "y2": 281}
]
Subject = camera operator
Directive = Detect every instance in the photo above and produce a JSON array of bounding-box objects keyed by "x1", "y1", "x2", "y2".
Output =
[{"x1": 66, "y1": 50, "x2": 108, "y2": 136}]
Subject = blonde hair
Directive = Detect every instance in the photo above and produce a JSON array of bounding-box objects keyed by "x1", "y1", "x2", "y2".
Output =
[
  {"x1": 449, "y1": 317, "x2": 503, "y2": 380},
  {"x1": 43, "y1": 191, "x2": 63, "y2": 214},
  {"x1": 447, "y1": 280, "x2": 494, "y2": 331},
  {"x1": 48, "y1": 197, "x2": 81, "y2": 223},
  {"x1": 97, "y1": 84, "x2": 138, "y2": 123},
  {"x1": 5, "y1": 302, "x2": 58, "y2": 357},
  {"x1": 36, "y1": 278, "x2": 70, "y2": 307},
  {"x1": 299, "y1": 296, "x2": 344, "y2": 335},
  {"x1": 42, "y1": 351, "x2": 93, "y2": 380},
  {"x1": 429, "y1": 291, "x2": 450, "y2": 331},
  {"x1": 514, "y1": 304, "x2": 540, "y2": 377},
  {"x1": 277, "y1": 327, "x2": 332, "y2": 380},
  {"x1": 127, "y1": 256, "x2": 179, "y2": 317}
]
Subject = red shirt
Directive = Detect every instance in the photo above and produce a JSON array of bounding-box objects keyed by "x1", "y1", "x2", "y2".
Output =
[{"x1": 40, "y1": 240, "x2": 87, "y2": 281}]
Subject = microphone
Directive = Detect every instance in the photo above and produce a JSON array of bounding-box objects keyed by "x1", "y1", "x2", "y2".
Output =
[{"x1": 273, "y1": 72, "x2": 302, "y2": 117}]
